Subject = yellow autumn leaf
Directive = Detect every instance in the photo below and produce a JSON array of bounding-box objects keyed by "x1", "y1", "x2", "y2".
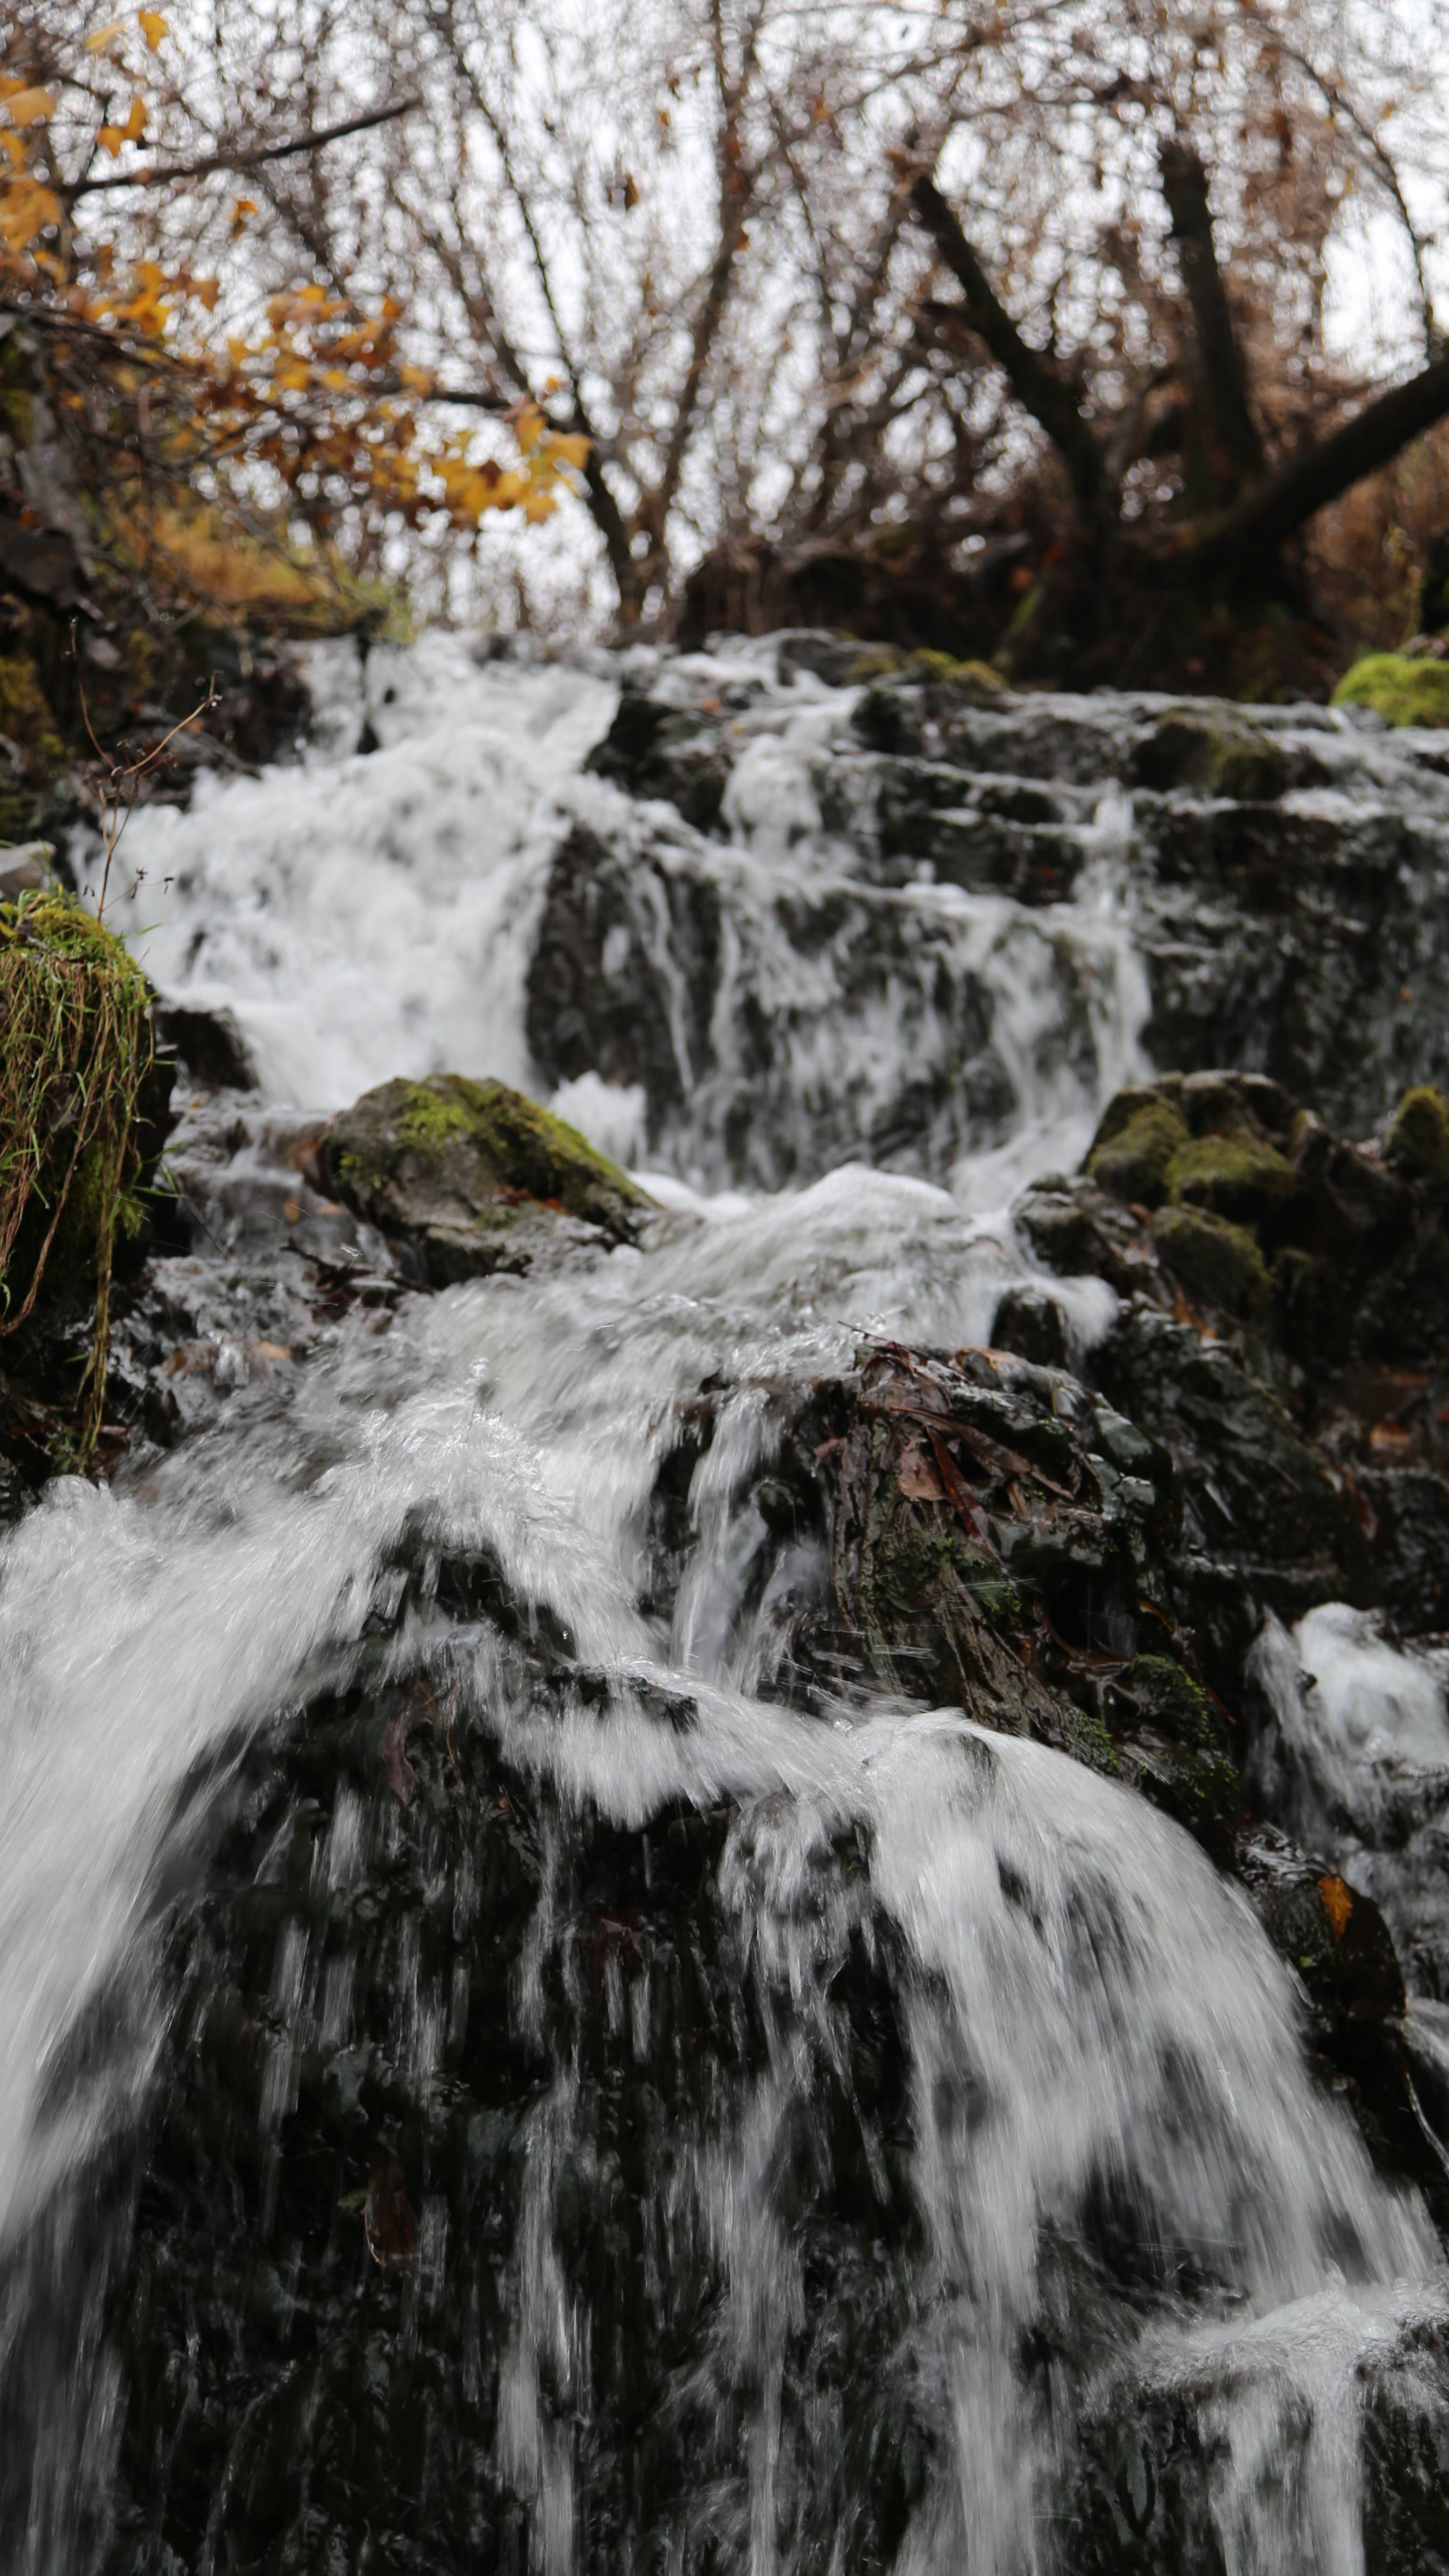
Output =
[
  {"x1": 122, "y1": 95, "x2": 148, "y2": 141},
  {"x1": 546, "y1": 430, "x2": 591, "y2": 471},
  {"x1": 138, "y1": 8, "x2": 168, "y2": 46},
  {"x1": 5, "y1": 89, "x2": 57, "y2": 130},
  {"x1": 0, "y1": 178, "x2": 62, "y2": 249},
  {"x1": 0, "y1": 133, "x2": 25, "y2": 167},
  {"x1": 522, "y1": 492, "x2": 556, "y2": 524},
  {"x1": 511, "y1": 402, "x2": 546, "y2": 455},
  {"x1": 84, "y1": 21, "x2": 127, "y2": 50},
  {"x1": 98, "y1": 125, "x2": 126, "y2": 157}
]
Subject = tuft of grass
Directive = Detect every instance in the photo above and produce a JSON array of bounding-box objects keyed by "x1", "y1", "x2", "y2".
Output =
[{"x1": 0, "y1": 892, "x2": 152, "y2": 1463}]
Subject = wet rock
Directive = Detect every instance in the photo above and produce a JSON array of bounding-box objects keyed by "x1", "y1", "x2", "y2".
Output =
[
  {"x1": 1071, "y1": 2297, "x2": 1449, "y2": 2576},
  {"x1": 873, "y1": 757, "x2": 1084, "y2": 905},
  {"x1": 1129, "y1": 710, "x2": 1295, "y2": 802},
  {"x1": 649, "y1": 1340, "x2": 1256, "y2": 1847},
  {"x1": 326, "y1": 1073, "x2": 651, "y2": 1285},
  {"x1": 1237, "y1": 1821, "x2": 1405, "y2": 2034},
  {"x1": 989, "y1": 1284, "x2": 1071, "y2": 1370},
  {"x1": 1130, "y1": 791, "x2": 1449, "y2": 1131},
  {"x1": 524, "y1": 822, "x2": 722, "y2": 1136},
  {"x1": 1105, "y1": 1655, "x2": 1239, "y2": 1865},
  {"x1": 584, "y1": 682, "x2": 733, "y2": 831},
  {"x1": 152, "y1": 999, "x2": 259, "y2": 1093},
  {"x1": 19, "y1": 1573, "x2": 925, "y2": 2576},
  {"x1": 1150, "y1": 1204, "x2": 1271, "y2": 1319}
]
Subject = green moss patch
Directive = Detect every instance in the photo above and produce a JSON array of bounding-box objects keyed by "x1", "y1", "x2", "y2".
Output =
[
  {"x1": 1332, "y1": 654, "x2": 1449, "y2": 729},
  {"x1": 1132, "y1": 713, "x2": 1290, "y2": 801},
  {"x1": 1166, "y1": 1131, "x2": 1296, "y2": 1225},
  {"x1": 1087, "y1": 1092, "x2": 1190, "y2": 1207}
]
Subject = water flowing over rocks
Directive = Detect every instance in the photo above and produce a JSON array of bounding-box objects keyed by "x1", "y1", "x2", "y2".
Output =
[{"x1": 6, "y1": 635, "x2": 1449, "y2": 2572}]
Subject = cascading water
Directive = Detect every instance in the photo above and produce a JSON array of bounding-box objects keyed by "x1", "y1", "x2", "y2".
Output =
[{"x1": 7, "y1": 631, "x2": 1449, "y2": 2574}]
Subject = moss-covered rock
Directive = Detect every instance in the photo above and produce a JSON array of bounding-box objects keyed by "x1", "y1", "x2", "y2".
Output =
[
  {"x1": 1384, "y1": 1083, "x2": 1449, "y2": 1186},
  {"x1": 1151, "y1": 1204, "x2": 1271, "y2": 1318},
  {"x1": 1087, "y1": 1074, "x2": 1299, "y2": 1236},
  {"x1": 326, "y1": 1073, "x2": 652, "y2": 1285},
  {"x1": 1131, "y1": 712, "x2": 1292, "y2": 802},
  {"x1": 907, "y1": 650, "x2": 1005, "y2": 703},
  {"x1": 1332, "y1": 653, "x2": 1449, "y2": 729},
  {"x1": 1086, "y1": 1090, "x2": 1190, "y2": 1206}
]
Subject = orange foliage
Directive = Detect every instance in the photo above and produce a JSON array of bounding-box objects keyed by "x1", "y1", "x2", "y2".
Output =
[{"x1": 0, "y1": 20, "x2": 587, "y2": 581}]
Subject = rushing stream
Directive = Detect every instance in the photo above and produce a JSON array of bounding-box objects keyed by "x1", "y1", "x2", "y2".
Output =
[{"x1": 7, "y1": 633, "x2": 1449, "y2": 2572}]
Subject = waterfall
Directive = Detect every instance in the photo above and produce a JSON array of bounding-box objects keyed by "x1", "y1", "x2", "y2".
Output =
[{"x1": 6, "y1": 633, "x2": 1449, "y2": 2573}]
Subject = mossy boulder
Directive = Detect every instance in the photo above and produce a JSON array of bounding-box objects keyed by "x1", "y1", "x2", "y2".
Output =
[
  {"x1": 1130, "y1": 712, "x2": 1291, "y2": 802},
  {"x1": 1087, "y1": 1090, "x2": 1190, "y2": 1206},
  {"x1": 1384, "y1": 1083, "x2": 1449, "y2": 1186},
  {"x1": 326, "y1": 1074, "x2": 653, "y2": 1286},
  {"x1": 1332, "y1": 653, "x2": 1449, "y2": 729},
  {"x1": 1086, "y1": 1074, "x2": 1296, "y2": 1230},
  {"x1": 1153, "y1": 1204, "x2": 1271, "y2": 1319},
  {"x1": 906, "y1": 650, "x2": 1005, "y2": 704}
]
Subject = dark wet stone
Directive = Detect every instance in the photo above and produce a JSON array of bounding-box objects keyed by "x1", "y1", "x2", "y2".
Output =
[
  {"x1": 152, "y1": 1001, "x2": 259, "y2": 1093},
  {"x1": 584, "y1": 685, "x2": 734, "y2": 832},
  {"x1": 989, "y1": 1285, "x2": 1071, "y2": 1369},
  {"x1": 525, "y1": 822, "x2": 722, "y2": 1134}
]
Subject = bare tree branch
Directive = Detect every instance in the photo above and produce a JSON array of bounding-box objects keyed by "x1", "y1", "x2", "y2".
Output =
[
  {"x1": 1174, "y1": 350, "x2": 1449, "y2": 576},
  {"x1": 900, "y1": 163, "x2": 1110, "y2": 521},
  {"x1": 67, "y1": 96, "x2": 419, "y2": 199}
]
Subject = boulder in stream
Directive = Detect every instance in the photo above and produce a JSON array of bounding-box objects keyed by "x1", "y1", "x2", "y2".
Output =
[{"x1": 326, "y1": 1072, "x2": 652, "y2": 1284}]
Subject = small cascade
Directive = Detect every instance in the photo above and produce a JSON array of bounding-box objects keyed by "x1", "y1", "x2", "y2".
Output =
[{"x1": 4, "y1": 636, "x2": 1449, "y2": 2572}]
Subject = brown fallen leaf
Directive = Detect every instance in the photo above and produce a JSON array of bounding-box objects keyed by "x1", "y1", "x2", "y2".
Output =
[{"x1": 896, "y1": 1438, "x2": 946, "y2": 1501}]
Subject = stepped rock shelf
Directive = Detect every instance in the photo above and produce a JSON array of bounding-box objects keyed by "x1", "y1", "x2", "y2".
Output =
[{"x1": 6, "y1": 635, "x2": 1449, "y2": 2575}]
